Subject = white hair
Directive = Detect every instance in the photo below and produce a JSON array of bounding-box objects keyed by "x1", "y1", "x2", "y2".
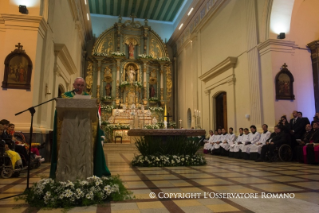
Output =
[{"x1": 73, "y1": 77, "x2": 85, "y2": 84}]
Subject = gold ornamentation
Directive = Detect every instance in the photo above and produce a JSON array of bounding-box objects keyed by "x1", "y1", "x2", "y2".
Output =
[
  {"x1": 103, "y1": 66, "x2": 112, "y2": 83},
  {"x1": 166, "y1": 66, "x2": 173, "y2": 104},
  {"x1": 149, "y1": 69, "x2": 157, "y2": 85},
  {"x1": 85, "y1": 62, "x2": 93, "y2": 95}
]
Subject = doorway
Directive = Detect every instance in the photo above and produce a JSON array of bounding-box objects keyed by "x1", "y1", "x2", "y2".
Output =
[{"x1": 215, "y1": 92, "x2": 227, "y2": 130}]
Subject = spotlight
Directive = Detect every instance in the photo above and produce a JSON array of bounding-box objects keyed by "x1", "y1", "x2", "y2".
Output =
[
  {"x1": 277, "y1": 32, "x2": 285, "y2": 39},
  {"x1": 19, "y1": 5, "x2": 28, "y2": 14}
]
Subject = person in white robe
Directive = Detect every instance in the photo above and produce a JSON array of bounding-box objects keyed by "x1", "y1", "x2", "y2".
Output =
[
  {"x1": 213, "y1": 128, "x2": 227, "y2": 155},
  {"x1": 210, "y1": 129, "x2": 222, "y2": 153},
  {"x1": 221, "y1": 127, "x2": 236, "y2": 156},
  {"x1": 241, "y1": 125, "x2": 261, "y2": 159},
  {"x1": 249, "y1": 124, "x2": 271, "y2": 160},
  {"x1": 203, "y1": 130, "x2": 214, "y2": 153},
  {"x1": 231, "y1": 128, "x2": 244, "y2": 157}
]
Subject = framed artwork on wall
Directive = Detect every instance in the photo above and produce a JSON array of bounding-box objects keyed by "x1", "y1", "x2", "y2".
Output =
[
  {"x1": 1, "y1": 43, "x2": 33, "y2": 90},
  {"x1": 275, "y1": 63, "x2": 295, "y2": 100}
]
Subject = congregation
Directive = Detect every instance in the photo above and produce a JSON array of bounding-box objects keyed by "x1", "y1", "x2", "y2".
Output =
[
  {"x1": 203, "y1": 110, "x2": 319, "y2": 165},
  {"x1": 0, "y1": 119, "x2": 44, "y2": 173}
]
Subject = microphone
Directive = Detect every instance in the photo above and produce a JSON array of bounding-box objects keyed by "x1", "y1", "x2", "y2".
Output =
[{"x1": 73, "y1": 88, "x2": 79, "y2": 93}]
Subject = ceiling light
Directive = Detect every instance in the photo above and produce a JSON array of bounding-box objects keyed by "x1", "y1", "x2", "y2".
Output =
[
  {"x1": 84, "y1": 0, "x2": 87, "y2": 4},
  {"x1": 188, "y1": 8, "x2": 193, "y2": 16},
  {"x1": 87, "y1": 13, "x2": 89, "y2": 20},
  {"x1": 179, "y1": 23, "x2": 183, "y2": 30}
]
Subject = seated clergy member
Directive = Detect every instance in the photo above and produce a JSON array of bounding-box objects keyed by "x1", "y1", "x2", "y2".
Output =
[
  {"x1": 212, "y1": 128, "x2": 227, "y2": 155},
  {"x1": 203, "y1": 130, "x2": 214, "y2": 154},
  {"x1": 210, "y1": 129, "x2": 222, "y2": 154},
  {"x1": 249, "y1": 124, "x2": 271, "y2": 160},
  {"x1": 241, "y1": 125, "x2": 261, "y2": 160},
  {"x1": 304, "y1": 122, "x2": 319, "y2": 164},
  {"x1": 256, "y1": 125, "x2": 286, "y2": 162},
  {"x1": 235, "y1": 128, "x2": 250, "y2": 159},
  {"x1": 295, "y1": 124, "x2": 312, "y2": 163},
  {"x1": 221, "y1": 127, "x2": 236, "y2": 156},
  {"x1": 231, "y1": 128, "x2": 244, "y2": 158}
]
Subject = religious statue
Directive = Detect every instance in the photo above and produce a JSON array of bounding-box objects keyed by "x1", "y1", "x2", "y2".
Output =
[
  {"x1": 129, "y1": 42, "x2": 135, "y2": 59},
  {"x1": 149, "y1": 85, "x2": 156, "y2": 97},
  {"x1": 128, "y1": 66, "x2": 135, "y2": 83},
  {"x1": 105, "y1": 83, "x2": 112, "y2": 96},
  {"x1": 152, "y1": 117, "x2": 157, "y2": 125}
]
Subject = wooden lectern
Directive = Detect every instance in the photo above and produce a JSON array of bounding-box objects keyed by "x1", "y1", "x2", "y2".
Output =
[{"x1": 55, "y1": 98, "x2": 97, "y2": 181}]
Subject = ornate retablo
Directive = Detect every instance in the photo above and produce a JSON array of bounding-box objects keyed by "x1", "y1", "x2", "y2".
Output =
[{"x1": 128, "y1": 129, "x2": 206, "y2": 136}]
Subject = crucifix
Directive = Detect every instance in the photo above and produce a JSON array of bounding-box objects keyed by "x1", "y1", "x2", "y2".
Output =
[
  {"x1": 15, "y1": 43, "x2": 23, "y2": 50},
  {"x1": 130, "y1": 14, "x2": 136, "y2": 22},
  {"x1": 164, "y1": 113, "x2": 173, "y2": 128}
]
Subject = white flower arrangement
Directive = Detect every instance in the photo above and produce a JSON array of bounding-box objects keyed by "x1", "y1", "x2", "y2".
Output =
[
  {"x1": 148, "y1": 97, "x2": 159, "y2": 102},
  {"x1": 105, "y1": 124, "x2": 130, "y2": 132},
  {"x1": 138, "y1": 54, "x2": 153, "y2": 59},
  {"x1": 157, "y1": 57, "x2": 170, "y2": 62},
  {"x1": 132, "y1": 154, "x2": 206, "y2": 167},
  {"x1": 93, "y1": 51, "x2": 108, "y2": 57},
  {"x1": 111, "y1": 51, "x2": 125, "y2": 56},
  {"x1": 148, "y1": 107, "x2": 164, "y2": 112},
  {"x1": 101, "y1": 105, "x2": 114, "y2": 112},
  {"x1": 144, "y1": 124, "x2": 160, "y2": 129},
  {"x1": 101, "y1": 96, "x2": 112, "y2": 102},
  {"x1": 20, "y1": 175, "x2": 130, "y2": 208},
  {"x1": 120, "y1": 81, "x2": 143, "y2": 88}
]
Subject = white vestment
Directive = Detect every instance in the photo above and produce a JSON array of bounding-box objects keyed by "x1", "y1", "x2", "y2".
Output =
[
  {"x1": 221, "y1": 133, "x2": 236, "y2": 151},
  {"x1": 214, "y1": 134, "x2": 227, "y2": 149},
  {"x1": 250, "y1": 131, "x2": 271, "y2": 154},
  {"x1": 204, "y1": 135, "x2": 214, "y2": 150},
  {"x1": 241, "y1": 132, "x2": 261, "y2": 153},
  {"x1": 232, "y1": 134, "x2": 244, "y2": 152},
  {"x1": 210, "y1": 134, "x2": 221, "y2": 150}
]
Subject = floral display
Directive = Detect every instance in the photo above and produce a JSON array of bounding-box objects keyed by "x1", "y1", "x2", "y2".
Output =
[
  {"x1": 132, "y1": 154, "x2": 206, "y2": 167},
  {"x1": 144, "y1": 124, "x2": 160, "y2": 129},
  {"x1": 157, "y1": 57, "x2": 170, "y2": 62},
  {"x1": 120, "y1": 81, "x2": 143, "y2": 88},
  {"x1": 101, "y1": 96, "x2": 112, "y2": 102},
  {"x1": 148, "y1": 107, "x2": 164, "y2": 112},
  {"x1": 17, "y1": 175, "x2": 133, "y2": 208},
  {"x1": 100, "y1": 105, "x2": 114, "y2": 112},
  {"x1": 148, "y1": 97, "x2": 159, "y2": 102},
  {"x1": 93, "y1": 52, "x2": 108, "y2": 57},
  {"x1": 111, "y1": 51, "x2": 125, "y2": 56},
  {"x1": 138, "y1": 54, "x2": 153, "y2": 59},
  {"x1": 105, "y1": 124, "x2": 130, "y2": 132}
]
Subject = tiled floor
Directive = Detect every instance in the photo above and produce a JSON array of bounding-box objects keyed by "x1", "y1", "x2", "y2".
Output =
[{"x1": 1, "y1": 150, "x2": 319, "y2": 213}]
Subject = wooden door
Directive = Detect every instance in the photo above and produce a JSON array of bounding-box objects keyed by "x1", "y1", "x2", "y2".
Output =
[{"x1": 215, "y1": 92, "x2": 227, "y2": 130}]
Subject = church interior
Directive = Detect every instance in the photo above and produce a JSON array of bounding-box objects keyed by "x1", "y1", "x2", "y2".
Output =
[{"x1": 1, "y1": 0, "x2": 319, "y2": 212}]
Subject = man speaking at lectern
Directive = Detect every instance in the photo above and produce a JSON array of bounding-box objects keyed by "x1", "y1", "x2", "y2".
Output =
[{"x1": 50, "y1": 77, "x2": 111, "y2": 180}]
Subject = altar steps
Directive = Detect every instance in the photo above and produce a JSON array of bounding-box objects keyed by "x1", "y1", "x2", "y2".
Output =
[{"x1": 103, "y1": 143, "x2": 139, "y2": 154}]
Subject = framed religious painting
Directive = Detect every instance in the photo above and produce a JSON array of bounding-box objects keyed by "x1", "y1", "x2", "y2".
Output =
[
  {"x1": 275, "y1": 63, "x2": 295, "y2": 100},
  {"x1": 2, "y1": 43, "x2": 33, "y2": 90}
]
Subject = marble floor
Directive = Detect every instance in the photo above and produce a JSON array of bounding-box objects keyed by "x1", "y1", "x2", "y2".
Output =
[{"x1": 1, "y1": 151, "x2": 319, "y2": 213}]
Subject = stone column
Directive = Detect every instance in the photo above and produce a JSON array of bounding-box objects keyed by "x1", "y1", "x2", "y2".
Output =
[
  {"x1": 245, "y1": 0, "x2": 262, "y2": 126},
  {"x1": 159, "y1": 62, "x2": 165, "y2": 105},
  {"x1": 307, "y1": 40, "x2": 319, "y2": 112},
  {"x1": 116, "y1": 58, "x2": 121, "y2": 105},
  {"x1": 96, "y1": 59, "x2": 102, "y2": 100}
]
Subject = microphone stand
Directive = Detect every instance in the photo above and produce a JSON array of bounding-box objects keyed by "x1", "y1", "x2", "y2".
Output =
[{"x1": 0, "y1": 97, "x2": 58, "y2": 200}]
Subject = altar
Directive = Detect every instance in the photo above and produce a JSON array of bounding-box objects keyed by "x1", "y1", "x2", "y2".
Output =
[{"x1": 106, "y1": 107, "x2": 153, "y2": 143}]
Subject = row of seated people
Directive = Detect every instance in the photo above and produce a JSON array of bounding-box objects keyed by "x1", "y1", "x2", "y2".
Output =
[
  {"x1": 0, "y1": 119, "x2": 44, "y2": 169},
  {"x1": 203, "y1": 122, "x2": 319, "y2": 164}
]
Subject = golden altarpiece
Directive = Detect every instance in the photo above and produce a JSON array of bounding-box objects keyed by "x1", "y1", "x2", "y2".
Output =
[{"x1": 84, "y1": 17, "x2": 172, "y2": 143}]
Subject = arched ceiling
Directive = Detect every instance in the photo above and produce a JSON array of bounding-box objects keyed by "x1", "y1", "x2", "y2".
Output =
[{"x1": 88, "y1": 0, "x2": 185, "y2": 22}]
